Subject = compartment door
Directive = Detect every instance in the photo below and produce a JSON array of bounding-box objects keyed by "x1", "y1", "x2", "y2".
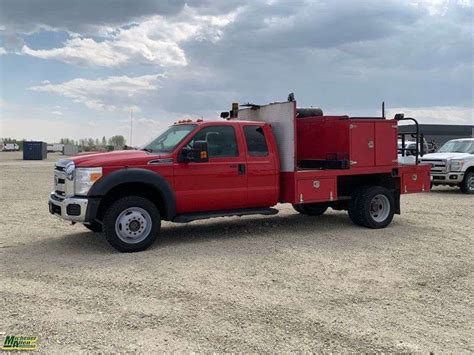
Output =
[
  {"x1": 350, "y1": 122, "x2": 375, "y2": 167},
  {"x1": 402, "y1": 172, "x2": 430, "y2": 193},
  {"x1": 375, "y1": 120, "x2": 398, "y2": 166},
  {"x1": 297, "y1": 177, "x2": 336, "y2": 203}
]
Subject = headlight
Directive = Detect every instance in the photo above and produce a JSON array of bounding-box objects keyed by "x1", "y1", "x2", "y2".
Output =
[
  {"x1": 75, "y1": 167, "x2": 102, "y2": 196},
  {"x1": 65, "y1": 161, "x2": 75, "y2": 181},
  {"x1": 450, "y1": 159, "x2": 464, "y2": 172}
]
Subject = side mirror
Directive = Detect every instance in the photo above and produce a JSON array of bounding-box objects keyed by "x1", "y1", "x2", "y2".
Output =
[
  {"x1": 179, "y1": 140, "x2": 209, "y2": 163},
  {"x1": 193, "y1": 140, "x2": 209, "y2": 162}
]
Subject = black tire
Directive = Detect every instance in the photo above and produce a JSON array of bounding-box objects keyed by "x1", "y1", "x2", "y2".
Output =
[
  {"x1": 348, "y1": 186, "x2": 395, "y2": 229},
  {"x1": 460, "y1": 171, "x2": 474, "y2": 194},
  {"x1": 292, "y1": 203, "x2": 328, "y2": 216},
  {"x1": 83, "y1": 221, "x2": 102, "y2": 233},
  {"x1": 103, "y1": 196, "x2": 160, "y2": 252},
  {"x1": 348, "y1": 186, "x2": 365, "y2": 226}
]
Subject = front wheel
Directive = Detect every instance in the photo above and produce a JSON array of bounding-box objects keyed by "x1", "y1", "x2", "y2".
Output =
[
  {"x1": 348, "y1": 186, "x2": 395, "y2": 229},
  {"x1": 460, "y1": 171, "x2": 474, "y2": 194},
  {"x1": 83, "y1": 221, "x2": 102, "y2": 233},
  {"x1": 103, "y1": 196, "x2": 160, "y2": 252}
]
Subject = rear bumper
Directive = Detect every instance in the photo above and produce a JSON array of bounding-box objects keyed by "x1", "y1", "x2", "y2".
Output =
[
  {"x1": 432, "y1": 172, "x2": 464, "y2": 184},
  {"x1": 48, "y1": 192, "x2": 100, "y2": 223}
]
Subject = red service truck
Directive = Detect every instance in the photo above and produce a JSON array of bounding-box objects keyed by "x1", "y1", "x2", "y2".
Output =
[{"x1": 49, "y1": 98, "x2": 430, "y2": 252}]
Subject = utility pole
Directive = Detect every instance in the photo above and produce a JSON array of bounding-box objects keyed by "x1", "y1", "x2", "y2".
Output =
[{"x1": 130, "y1": 108, "x2": 133, "y2": 148}]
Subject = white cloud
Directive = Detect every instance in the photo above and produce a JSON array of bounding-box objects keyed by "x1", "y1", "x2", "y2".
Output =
[
  {"x1": 29, "y1": 74, "x2": 165, "y2": 111},
  {"x1": 20, "y1": 6, "x2": 237, "y2": 67},
  {"x1": 135, "y1": 117, "x2": 159, "y2": 124},
  {"x1": 410, "y1": 0, "x2": 472, "y2": 15},
  {"x1": 51, "y1": 110, "x2": 63, "y2": 115},
  {"x1": 0, "y1": 47, "x2": 6, "y2": 55},
  {"x1": 387, "y1": 106, "x2": 474, "y2": 124}
]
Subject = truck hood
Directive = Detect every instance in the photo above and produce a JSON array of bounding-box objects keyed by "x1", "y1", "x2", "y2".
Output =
[
  {"x1": 69, "y1": 150, "x2": 171, "y2": 167},
  {"x1": 421, "y1": 152, "x2": 472, "y2": 160}
]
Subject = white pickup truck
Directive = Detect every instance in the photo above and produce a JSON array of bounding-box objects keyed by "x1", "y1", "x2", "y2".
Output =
[{"x1": 420, "y1": 138, "x2": 474, "y2": 194}]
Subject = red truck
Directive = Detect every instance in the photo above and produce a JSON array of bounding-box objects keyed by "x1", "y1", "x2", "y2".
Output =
[{"x1": 49, "y1": 98, "x2": 430, "y2": 252}]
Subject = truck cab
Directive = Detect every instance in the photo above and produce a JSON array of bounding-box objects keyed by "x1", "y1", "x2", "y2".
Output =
[
  {"x1": 420, "y1": 138, "x2": 474, "y2": 193},
  {"x1": 49, "y1": 99, "x2": 430, "y2": 252}
]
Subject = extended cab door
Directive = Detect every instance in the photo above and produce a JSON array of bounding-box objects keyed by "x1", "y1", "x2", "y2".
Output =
[
  {"x1": 243, "y1": 124, "x2": 279, "y2": 207},
  {"x1": 174, "y1": 124, "x2": 248, "y2": 214}
]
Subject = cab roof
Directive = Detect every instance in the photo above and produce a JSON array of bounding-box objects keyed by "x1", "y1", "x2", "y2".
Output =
[{"x1": 173, "y1": 119, "x2": 266, "y2": 126}]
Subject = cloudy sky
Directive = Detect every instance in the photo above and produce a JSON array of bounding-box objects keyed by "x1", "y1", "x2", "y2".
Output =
[{"x1": 0, "y1": 0, "x2": 472, "y2": 145}]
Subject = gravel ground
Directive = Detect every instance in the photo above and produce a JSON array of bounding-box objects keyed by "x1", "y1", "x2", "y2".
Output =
[{"x1": 0, "y1": 151, "x2": 472, "y2": 353}]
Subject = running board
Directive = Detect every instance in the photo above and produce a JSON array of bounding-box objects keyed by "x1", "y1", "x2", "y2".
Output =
[{"x1": 173, "y1": 207, "x2": 279, "y2": 223}]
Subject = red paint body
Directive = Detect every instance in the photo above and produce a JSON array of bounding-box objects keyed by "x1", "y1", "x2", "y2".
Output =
[{"x1": 73, "y1": 117, "x2": 430, "y2": 215}]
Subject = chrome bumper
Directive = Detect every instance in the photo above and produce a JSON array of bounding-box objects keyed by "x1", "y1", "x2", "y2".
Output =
[
  {"x1": 48, "y1": 192, "x2": 89, "y2": 222},
  {"x1": 432, "y1": 172, "x2": 464, "y2": 184}
]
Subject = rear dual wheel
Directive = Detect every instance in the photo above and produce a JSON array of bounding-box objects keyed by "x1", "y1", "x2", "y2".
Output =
[{"x1": 348, "y1": 186, "x2": 395, "y2": 228}]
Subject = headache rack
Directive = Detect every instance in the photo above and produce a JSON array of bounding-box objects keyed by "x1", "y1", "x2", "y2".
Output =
[{"x1": 395, "y1": 114, "x2": 424, "y2": 165}]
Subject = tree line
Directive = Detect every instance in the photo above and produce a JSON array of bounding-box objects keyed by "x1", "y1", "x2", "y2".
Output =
[
  {"x1": 59, "y1": 135, "x2": 126, "y2": 151},
  {"x1": 1, "y1": 135, "x2": 127, "y2": 151}
]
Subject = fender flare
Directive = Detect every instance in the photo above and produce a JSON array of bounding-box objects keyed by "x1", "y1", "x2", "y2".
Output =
[{"x1": 88, "y1": 168, "x2": 176, "y2": 220}]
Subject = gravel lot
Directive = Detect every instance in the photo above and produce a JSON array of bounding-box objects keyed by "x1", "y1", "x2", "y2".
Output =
[{"x1": 0, "y1": 151, "x2": 472, "y2": 353}]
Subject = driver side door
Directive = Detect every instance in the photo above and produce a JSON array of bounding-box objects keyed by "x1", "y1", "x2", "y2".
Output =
[{"x1": 173, "y1": 125, "x2": 248, "y2": 214}]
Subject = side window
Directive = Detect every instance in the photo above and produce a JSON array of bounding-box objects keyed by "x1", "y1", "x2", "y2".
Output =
[
  {"x1": 188, "y1": 126, "x2": 238, "y2": 158},
  {"x1": 244, "y1": 126, "x2": 269, "y2": 156}
]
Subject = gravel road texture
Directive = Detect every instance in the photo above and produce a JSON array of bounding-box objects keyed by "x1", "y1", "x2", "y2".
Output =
[{"x1": 0, "y1": 151, "x2": 472, "y2": 352}]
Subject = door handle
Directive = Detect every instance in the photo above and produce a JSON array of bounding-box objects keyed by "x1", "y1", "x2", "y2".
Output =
[{"x1": 238, "y1": 164, "x2": 246, "y2": 175}]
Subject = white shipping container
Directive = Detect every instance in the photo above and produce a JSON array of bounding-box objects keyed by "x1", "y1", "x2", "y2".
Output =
[
  {"x1": 47, "y1": 143, "x2": 64, "y2": 152},
  {"x1": 63, "y1": 144, "x2": 79, "y2": 156}
]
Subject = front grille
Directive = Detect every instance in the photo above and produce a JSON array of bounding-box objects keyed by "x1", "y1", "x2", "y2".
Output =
[
  {"x1": 420, "y1": 159, "x2": 447, "y2": 173},
  {"x1": 66, "y1": 204, "x2": 81, "y2": 216},
  {"x1": 54, "y1": 159, "x2": 74, "y2": 196}
]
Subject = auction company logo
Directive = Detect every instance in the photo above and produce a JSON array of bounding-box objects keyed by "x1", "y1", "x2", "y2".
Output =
[{"x1": 1, "y1": 335, "x2": 38, "y2": 351}]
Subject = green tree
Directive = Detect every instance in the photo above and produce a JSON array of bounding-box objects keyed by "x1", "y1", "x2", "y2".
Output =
[{"x1": 108, "y1": 135, "x2": 126, "y2": 149}]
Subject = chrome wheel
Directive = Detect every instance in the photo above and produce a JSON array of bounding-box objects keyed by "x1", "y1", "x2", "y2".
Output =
[
  {"x1": 115, "y1": 207, "x2": 152, "y2": 244},
  {"x1": 369, "y1": 194, "x2": 390, "y2": 222},
  {"x1": 469, "y1": 175, "x2": 474, "y2": 191}
]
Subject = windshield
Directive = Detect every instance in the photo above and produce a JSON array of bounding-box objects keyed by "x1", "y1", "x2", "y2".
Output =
[
  {"x1": 438, "y1": 140, "x2": 474, "y2": 154},
  {"x1": 141, "y1": 124, "x2": 196, "y2": 153}
]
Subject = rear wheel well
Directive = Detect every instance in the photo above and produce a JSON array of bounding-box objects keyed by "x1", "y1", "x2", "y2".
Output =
[
  {"x1": 95, "y1": 182, "x2": 167, "y2": 222},
  {"x1": 335, "y1": 173, "x2": 401, "y2": 213}
]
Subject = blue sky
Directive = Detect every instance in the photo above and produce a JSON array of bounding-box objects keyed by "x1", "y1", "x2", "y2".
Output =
[{"x1": 0, "y1": 0, "x2": 472, "y2": 145}]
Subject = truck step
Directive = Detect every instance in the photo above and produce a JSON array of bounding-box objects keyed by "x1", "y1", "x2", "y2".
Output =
[{"x1": 173, "y1": 207, "x2": 279, "y2": 223}]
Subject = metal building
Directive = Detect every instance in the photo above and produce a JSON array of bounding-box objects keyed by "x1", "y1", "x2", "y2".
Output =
[
  {"x1": 398, "y1": 124, "x2": 474, "y2": 148},
  {"x1": 62, "y1": 144, "x2": 79, "y2": 156}
]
